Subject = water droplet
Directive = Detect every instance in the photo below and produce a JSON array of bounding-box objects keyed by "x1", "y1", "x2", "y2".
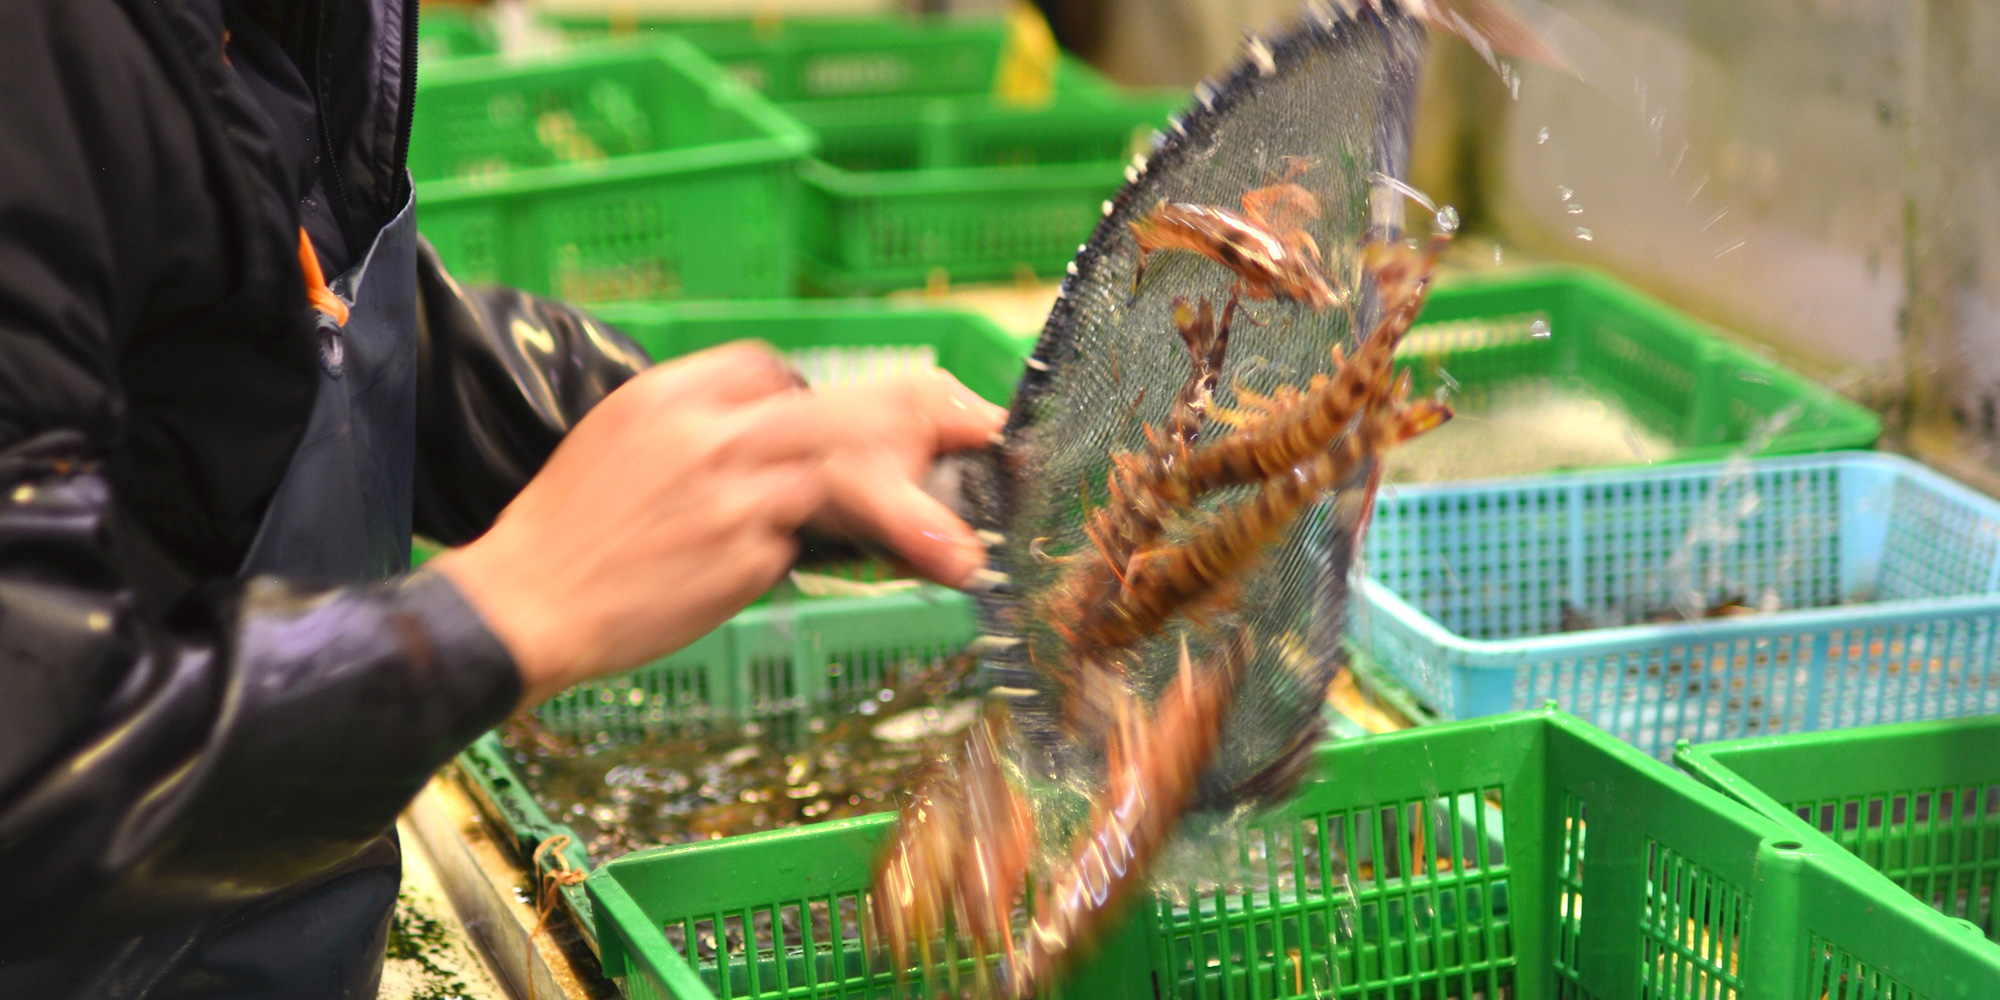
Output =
[
  {"x1": 1529, "y1": 319, "x2": 1551, "y2": 339},
  {"x1": 1493, "y1": 246, "x2": 1504, "y2": 265},
  {"x1": 1434, "y1": 205, "x2": 1460, "y2": 234},
  {"x1": 1566, "y1": 203, "x2": 1585, "y2": 215},
  {"x1": 1715, "y1": 239, "x2": 1747, "y2": 258},
  {"x1": 1557, "y1": 186, "x2": 1574, "y2": 202},
  {"x1": 1574, "y1": 228, "x2": 1594, "y2": 242},
  {"x1": 1536, "y1": 126, "x2": 1550, "y2": 145}
]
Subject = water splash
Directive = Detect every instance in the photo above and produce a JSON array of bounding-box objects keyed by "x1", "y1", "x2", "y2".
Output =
[{"x1": 1660, "y1": 403, "x2": 1804, "y2": 621}]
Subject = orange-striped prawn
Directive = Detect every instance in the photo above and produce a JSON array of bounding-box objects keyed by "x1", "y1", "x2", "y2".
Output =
[
  {"x1": 1046, "y1": 234, "x2": 1447, "y2": 657},
  {"x1": 1163, "y1": 295, "x2": 1235, "y2": 453},
  {"x1": 872, "y1": 710, "x2": 1035, "y2": 977},
  {"x1": 872, "y1": 633, "x2": 1249, "y2": 1000},
  {"x1": 873, "y1": 208, "x2": 1457, "y2": 999},
  {"x1": 1130, "y1": 161, "x2": 1338, "y2": 310},
  {"x1": 1040, "y1": 291, "x2": 1238, "y2": 647},
  {"x1": 1174, "y1": 234, "x2": 1449, "y2": 494},
  {"x1": 1077, "y1": 392, "x2": 1450, "y2": 653},
  {"x1": 1005, "y1": 633, "x2": 1249, "y2": 999}
]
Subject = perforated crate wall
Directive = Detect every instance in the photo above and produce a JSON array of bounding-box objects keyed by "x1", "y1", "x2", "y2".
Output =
[
  {"x1": 411, "y1": 41, "x2": 813, "y2": 302},
  {"x1": 1681, "y1": 714, "x2": 2000, "y2": 957},
  {"x1": 586, "y1": 710, "x2": 2000, "y2": 1000}
]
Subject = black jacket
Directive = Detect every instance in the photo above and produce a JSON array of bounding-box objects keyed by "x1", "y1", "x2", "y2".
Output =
[{"x1": 0, "y1": 0, "x2": 648, "y2": 959}]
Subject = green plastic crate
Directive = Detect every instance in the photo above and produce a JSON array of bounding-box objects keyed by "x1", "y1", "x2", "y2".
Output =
[
  {"x1": 1402, "y1": 267, "x2": 1882, "y2": 469},
  {"x1": 1679, "y1": 716, "x2": 2000, "y2": 957},
  {"x1": 548, "y1": 14, "x2": 1117, "y2": 106},
  {"x1": 555, "y1": 14, "x2": 1009, "y2": 103},
  {"x1": 451, "y1": 302, "x2": 1028, "y2": 939},
  {"x1": 456, "y1": 588, "x2": 980, "y2": 949},
  {"x1": 540, "y1": 591, "x2": 977, "y2": 743},
  {"x1": 411, "y1": 40, "x2": 814, "y2": 302},
  {"x1": 589, "y1": 299, "x2": 1030, "y2": 406},
  {"x1": 585, "y1": 707, "x2": 2000, "y2": 1000},
  {"x1": 793, "y1": 93, "x2": 1177, "y2": 294},
  {"x1": 416, "y1": 3, "x2": 497, "y2": 63},
  {"x1": 538, "y1": 14, "x2": 1173, "y2": 294}
]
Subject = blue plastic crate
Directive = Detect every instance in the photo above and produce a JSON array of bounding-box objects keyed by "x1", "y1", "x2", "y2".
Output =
[{"x1": 1353, "y1": 452, "x2": 2000, "y2": 757}]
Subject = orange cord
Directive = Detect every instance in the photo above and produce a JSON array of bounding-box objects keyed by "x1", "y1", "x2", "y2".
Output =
[{"x1": 297, "y1": 227, "x2": 349, "y2": 327}]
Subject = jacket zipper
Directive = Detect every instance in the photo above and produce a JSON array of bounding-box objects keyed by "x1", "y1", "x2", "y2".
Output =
[
  {"x1": 312, "y1": 0, "x2": 362, "y2": 258},
  {"x1": 391, "y1": 0, "x2": 419, "y2": 201}
]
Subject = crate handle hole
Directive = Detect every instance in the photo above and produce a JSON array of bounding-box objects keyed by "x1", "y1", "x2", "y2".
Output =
[{"x1": 1772, "y1": 840, "x2": 1803, "y2": 852}]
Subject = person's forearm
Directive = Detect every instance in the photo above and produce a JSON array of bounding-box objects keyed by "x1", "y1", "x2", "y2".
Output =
[{"x1": 0, "y1": 435, "x2": 518, "y2": 959}]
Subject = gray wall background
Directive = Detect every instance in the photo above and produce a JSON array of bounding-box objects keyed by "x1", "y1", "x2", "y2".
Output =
[{"x1": 1070, "y1": 0, "x2": 1999, "y2": 486}]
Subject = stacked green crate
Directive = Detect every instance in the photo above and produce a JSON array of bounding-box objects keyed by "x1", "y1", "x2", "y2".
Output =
[
  {"x1": 551, "y1": 13, "x2": 1179, "y2": 293},
  {"x1": 550, "y1": 12, "x2": 1110, "y2": 104},
  {"x1": 1398, "y1": 267, "x2": 1881, "y2": 470},
  {"x1": 410, "y1": 40, "x2": 814, "y2": 302},
  {"x1": 416, "y1": 2, "x2": 497, "y2": 62},
  {"x1": 789, "y1": 91, "x2": 1175, "y2": 294}
]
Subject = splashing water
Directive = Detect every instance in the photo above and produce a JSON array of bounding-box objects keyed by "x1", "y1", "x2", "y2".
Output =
[{"x1": 1660, "y1": 402, "x2": 1805, "y2": 621}]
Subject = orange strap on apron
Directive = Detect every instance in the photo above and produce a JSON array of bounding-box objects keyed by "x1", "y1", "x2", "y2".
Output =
[{"x1": 297, "y1": 227, "x2": 350, "y2": 327}]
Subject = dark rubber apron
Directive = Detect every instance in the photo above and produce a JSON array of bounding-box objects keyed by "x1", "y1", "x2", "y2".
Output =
[
  {"x1": 240, "y1": 192, "x2": 419, "y2": 582},
  {"x1": 1, "y1": 193, "x2": 422, "y2": 1000}
]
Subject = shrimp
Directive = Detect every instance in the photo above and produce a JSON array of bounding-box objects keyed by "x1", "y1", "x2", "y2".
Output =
[
  {"x1": 872, "y1": 710, "x2": 1035, "y2": 977},
  {"x1": 1129, "y1": 161, "x2": 1338, "y2": 309},
  {"x1": 1076, "y1": 395, "x2": 1451, "y2": 653},
  {"x1": 870, "y1": 635, "x2": 1245, "y2": 1000},
  {"x1": 1164, "y1": 294, "x2": 1236, "y2": 453},
  {"x1": 1130, "y1": 200, "x2": 1337, "y2": 310},
  {"x1": 1006, "y1": 633, "x2": 1250, "y2": 999},
  {"x1": 1046, "y1": 233, "x2": 1448, "y2": 659},
  {"x1": 1175, "y1": 234, "x2": 1449, "y2": 493},
  {"x1": 873, "y1": 198, "x2": 1460, "y2": 1000}
]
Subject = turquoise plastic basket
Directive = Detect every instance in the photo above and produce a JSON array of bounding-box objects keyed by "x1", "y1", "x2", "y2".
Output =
[{"x1": 1353, "y1": 452, "x2": 2000, "y2": 758}]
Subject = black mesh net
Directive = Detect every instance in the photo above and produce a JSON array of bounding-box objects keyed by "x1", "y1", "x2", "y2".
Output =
[{"x1": 962, "y1": 3, "x2": 1431, "y2": 810}]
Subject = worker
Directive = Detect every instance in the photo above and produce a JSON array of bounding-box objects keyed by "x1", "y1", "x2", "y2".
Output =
[{"x1": 0, "y1": 1, "x2": 1006, "y2": 996}]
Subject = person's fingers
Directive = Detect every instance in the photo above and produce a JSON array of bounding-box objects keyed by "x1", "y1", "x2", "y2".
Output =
[
  {"x1": 640, "y1": 340, "x2": 802, "y2": 407},
  {"x1": 823, "y1": 467, "x2": 986, "y2": 587},
  {"x1": 889, "y1": 371, "x2": 1009, "y2": 452},
  {"x1": 719, "y1": 394, "x2": 842, "y2": 466},
  {"x1": 806, "y1": 371, "x2": 1006, "y2": 462}
]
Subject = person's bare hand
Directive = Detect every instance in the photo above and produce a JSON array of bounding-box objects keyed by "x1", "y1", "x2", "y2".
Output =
[
  {"x1": 431, "y1": 343, "x2": 1007, "y2": 709},
  {"x1": 804, "y1": 372, "x2": 1008, "y2": 584}
]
